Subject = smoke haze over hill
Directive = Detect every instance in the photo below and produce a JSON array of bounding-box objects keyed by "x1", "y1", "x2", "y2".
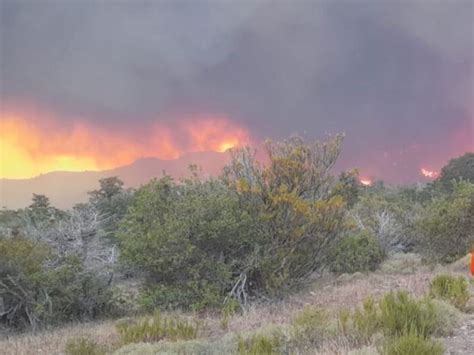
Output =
[{"x1": 1, "y1": 0, "x2": 473, "y2": 183}]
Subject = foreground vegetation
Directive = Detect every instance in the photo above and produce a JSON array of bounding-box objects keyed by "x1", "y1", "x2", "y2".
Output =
[
  {"x1": 0, "y1": 137, "x2": 472, "y2": 353},
  {"x1": 1, "y1": 256, "x2": 472, "y2": 354}
]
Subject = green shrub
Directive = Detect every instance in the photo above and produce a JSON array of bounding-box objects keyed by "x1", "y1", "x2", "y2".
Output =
[
  {"x1": 65, "y1": 337, "x2": 105, "y2": 355},
  {"x1": 379, "y1": 292, "x2": 437, "y2": 339},
  {"x1": 383, "y1": 333, "x2": 444, "y2": 355},
  {"x1": 338, "y1": 297, "x2": 379, "y2": 344},
  {"x1": 352, "y1": 297, "x2": 380, "y2": 342},
  {"x1": 435, "y1": 152, "x2": 474, "y2": 192},
  {"x1": 114, "y1": 335, "x2": 237, "y2": 355},
  {"x1": 237, "y1": 332, "x2": 282, "y2": 355},
  {"x1": 380, "y1": 253, "x2": 423, "y2": 275},
  {"x1": 118, "y1": 177, "x2": 249, "y2": 310},
  {"x1": 119, "y1": 136, "x2": 350, "y2": 308},
  {"x1": 429, "y1": 274, "x2": 469, "y2": 310},
  {"x1": 116, "y1": 311, "x2": 199, "y2": 345},
  {"x1": 430, "y1": 299, "x2": 461, "y2": 336},
  {"x1": 416, "y1": 182, "x2": 474, "y2": 263},
  {"x1": 331, "y1": 231, "x2": 384, "y2": 274},
  {"x1": 291, "y1": 306, "x2": 329, "y2": 344},
  {"x1": 220, "y1": 299, "x2": 241, "y2": 330}
]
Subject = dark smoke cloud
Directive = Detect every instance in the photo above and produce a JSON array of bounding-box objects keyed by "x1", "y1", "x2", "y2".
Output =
[{"x1": 1, "y1": 0, "x2": 473, "y2": 182}]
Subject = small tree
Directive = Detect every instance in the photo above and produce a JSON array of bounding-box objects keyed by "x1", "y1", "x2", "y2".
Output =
[
  {"x1": 223, "y1": 135, "x2": 349, "y2": 300},
  {"x1": 88, "y1": 177, "x2": 133, "y2": 240},
  {"x1": 417, "y1": 182, "x2": 474, "y2": 263},
  {"x1": 435, "y1": 152, "x2": 474, "y2": 191}
]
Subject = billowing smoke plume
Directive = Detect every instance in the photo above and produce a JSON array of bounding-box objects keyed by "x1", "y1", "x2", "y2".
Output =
[{"x1": 1, "y1": 0, "x2": 472, "y2": 182}]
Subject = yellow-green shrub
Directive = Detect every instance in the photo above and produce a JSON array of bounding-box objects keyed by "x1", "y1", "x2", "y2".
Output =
[
  {"x1": 383, "y1": 332, "x2": 444, "y2": 355},
  {"x1": 337, "y1": 297, "x2": 379, "y2": 344},
  {"x1": 116, "y1": 311, "x2": 199, "y2": 345},
  {"x1": 65, "y1": 337, "x2": 105, "y2": 355},
  {"x1": 237, "y1": 333, "x2": 282, "y2": 355},
  {"x1": 429, "y1": 274, "x2": 469, "y2": 310},
  {"x1": 379, "y1": 292, "x2": 437, "y2": 339},
  {"x1": 291, "y1": 306, "x2": 329, "y2": 344}
]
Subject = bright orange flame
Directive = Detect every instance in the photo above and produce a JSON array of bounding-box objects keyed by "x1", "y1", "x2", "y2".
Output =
[
  {"x1": 0, "y1": 108, "x2": 250, "y2": 179},
  {"x1": 360, "y1": 178, "x2": 372, "y2": 186},
  {"x1": 421, "y1": 168, "x2": 438, "y2": 178}
]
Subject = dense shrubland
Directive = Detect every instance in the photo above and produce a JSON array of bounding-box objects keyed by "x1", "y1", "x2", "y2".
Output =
[{"x1": 0, "y1": 138, "x2": 472, "y2": 353}]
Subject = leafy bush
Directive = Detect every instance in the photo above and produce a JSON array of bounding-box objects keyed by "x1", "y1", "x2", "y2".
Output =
[
  {"x1": 116, "y1": 311, "x2": 199, "y2": 345},
  {"x1": 65, "y1": 337, "x2": 106, "y2": 355},
  {"x1": 291, "y1": 306, "x2": 329, "y2": 345},
  {"x1": 429, "y1": 274, "x2": 469, "y2": 310},
  {"x1": 383, "y1": 332, "x2": 444, "y2": 355},
  {"x1": 379, "y1": 292, "x2": 438, "y2": 339},
  {"x1": 119, "y1": 136, "x2": 351, "y2": 309},
  {"x1": 416, "y1": 182, "x2": 474, "y2": 263},
  {"x1": 119, "y1": 177, "x2": 250, "y2": 310},
  {"x1": 0, "y1": 235, "x2": 115, "y2": 330},
  {"x1": 331, "y1": 231, "x2": 384, "y2": 274},
  {"x1": 435, "y1": 152, "x2": 474, "y2": 192}
]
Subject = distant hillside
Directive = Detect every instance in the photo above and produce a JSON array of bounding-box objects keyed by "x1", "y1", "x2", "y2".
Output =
[{"x1": 0, "y1": 151, "x2": 230, "y2": 209}]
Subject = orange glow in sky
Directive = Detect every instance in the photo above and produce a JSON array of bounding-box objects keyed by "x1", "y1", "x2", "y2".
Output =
[
  {"x1": 359, "y1": 178, "x2": 372, "y2": 186},
  {"x1": 420, "y1": 168, "x2": 439, "y2": 178},
  {"x1": 0, "y1": 108, "x2": 249, "y2": 179}
]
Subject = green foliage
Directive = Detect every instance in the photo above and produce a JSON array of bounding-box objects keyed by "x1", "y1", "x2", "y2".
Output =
[
  {"x1": 237, "y1": 331, "x2": 283, "y2": 355},
  {"x1": 429, "y1": 299, "x2": 461, "y2": 336},
  {"x1": 416, "y1": 182, "x2": 474, "y2": 263},
  {"x1": 435, "y1": 152, "x2": 474, "y2": 192},
  {"x1": 65, "y1": 337, "x2": 106, "y2": 355},
  {"x1": 119, "y1": 176, "x2": 249, "y2": 310},
  {"x1": 429, "y1": 274, "x2": 469, "y2": 310},
  {"x1": 114, "y1": 335, "x2": 237, "y2": 355},
  {"x1": 27, "y1": 194, "x2": 65, "y2": 226},
  {"x1": 220, "y1": 299, "x2": 241, "y2": 330},
  {"x1": 119, "y1": 136, "x2": 351, "y2": 308},
  {"x1": 350, "y1": 188, "x2": 423, "y2": 254},
  {"x1": 116, "y1": 311, "x2": 199, "y2": 345},
  {"x1": 379, "y1": 253, "x2": 423, "y2": 275},
  {"x1": 291, "y1": 306, "x2": 329, "y2": 345},
  {"x1": 223, "y1": 135, "x2": 349, "y2": 298},
  {"x1": 383, "y1": 332, "x2": 444, "y2": 355},
  {"x1": 88, "y1": 177, "x2": 133, "y2": 241},
  {"x1": 378, "y1": 292, "x2": 437, "y2": 339},
  {"x1": 352, "y1": 297, "x2": 380, "y2": 342},
  {"x1": 338, "y1": 292, "x2": 446, "y2": 345},
  {"x1": 333, "y1": 169, "x2": 361, "y2": 208},
  {"x1": 338, "y1": 297, "x2": 379, "y2": 344},
  {"x1": 331, "y1": 231, "x2": 384, "y2": 274},
  {"x1": 0, "y1": 236, "x2": 114, "y2": 330}
]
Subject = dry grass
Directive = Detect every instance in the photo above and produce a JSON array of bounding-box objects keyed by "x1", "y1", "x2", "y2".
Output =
[
  {"x1": 0, "y1": 321, "x2": 118, "y2": 355},
  {"x1": 1, "y1": 254, "x2": 472, "y2": 355}
]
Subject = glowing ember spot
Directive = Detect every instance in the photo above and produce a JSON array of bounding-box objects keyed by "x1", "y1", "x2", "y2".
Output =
[
  {"x1": 421, "y1": 168, "x2": 438, "y2": 178},
  {"x1": 360, "y1": 179, "x2": 372, "y2": 186},
  {"x1": 0, "y1": 108, "x2": 250, "y2": 179}
]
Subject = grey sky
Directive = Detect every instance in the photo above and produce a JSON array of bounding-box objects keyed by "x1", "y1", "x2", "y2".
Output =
[{"x1": 1, "y1": 0, "x2": 473, "y2": 181}]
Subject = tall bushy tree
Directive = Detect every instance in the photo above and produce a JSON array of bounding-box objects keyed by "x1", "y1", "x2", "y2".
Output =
[{"x1": 222, "y1": 135, "x2": 349, "y2": 299}]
